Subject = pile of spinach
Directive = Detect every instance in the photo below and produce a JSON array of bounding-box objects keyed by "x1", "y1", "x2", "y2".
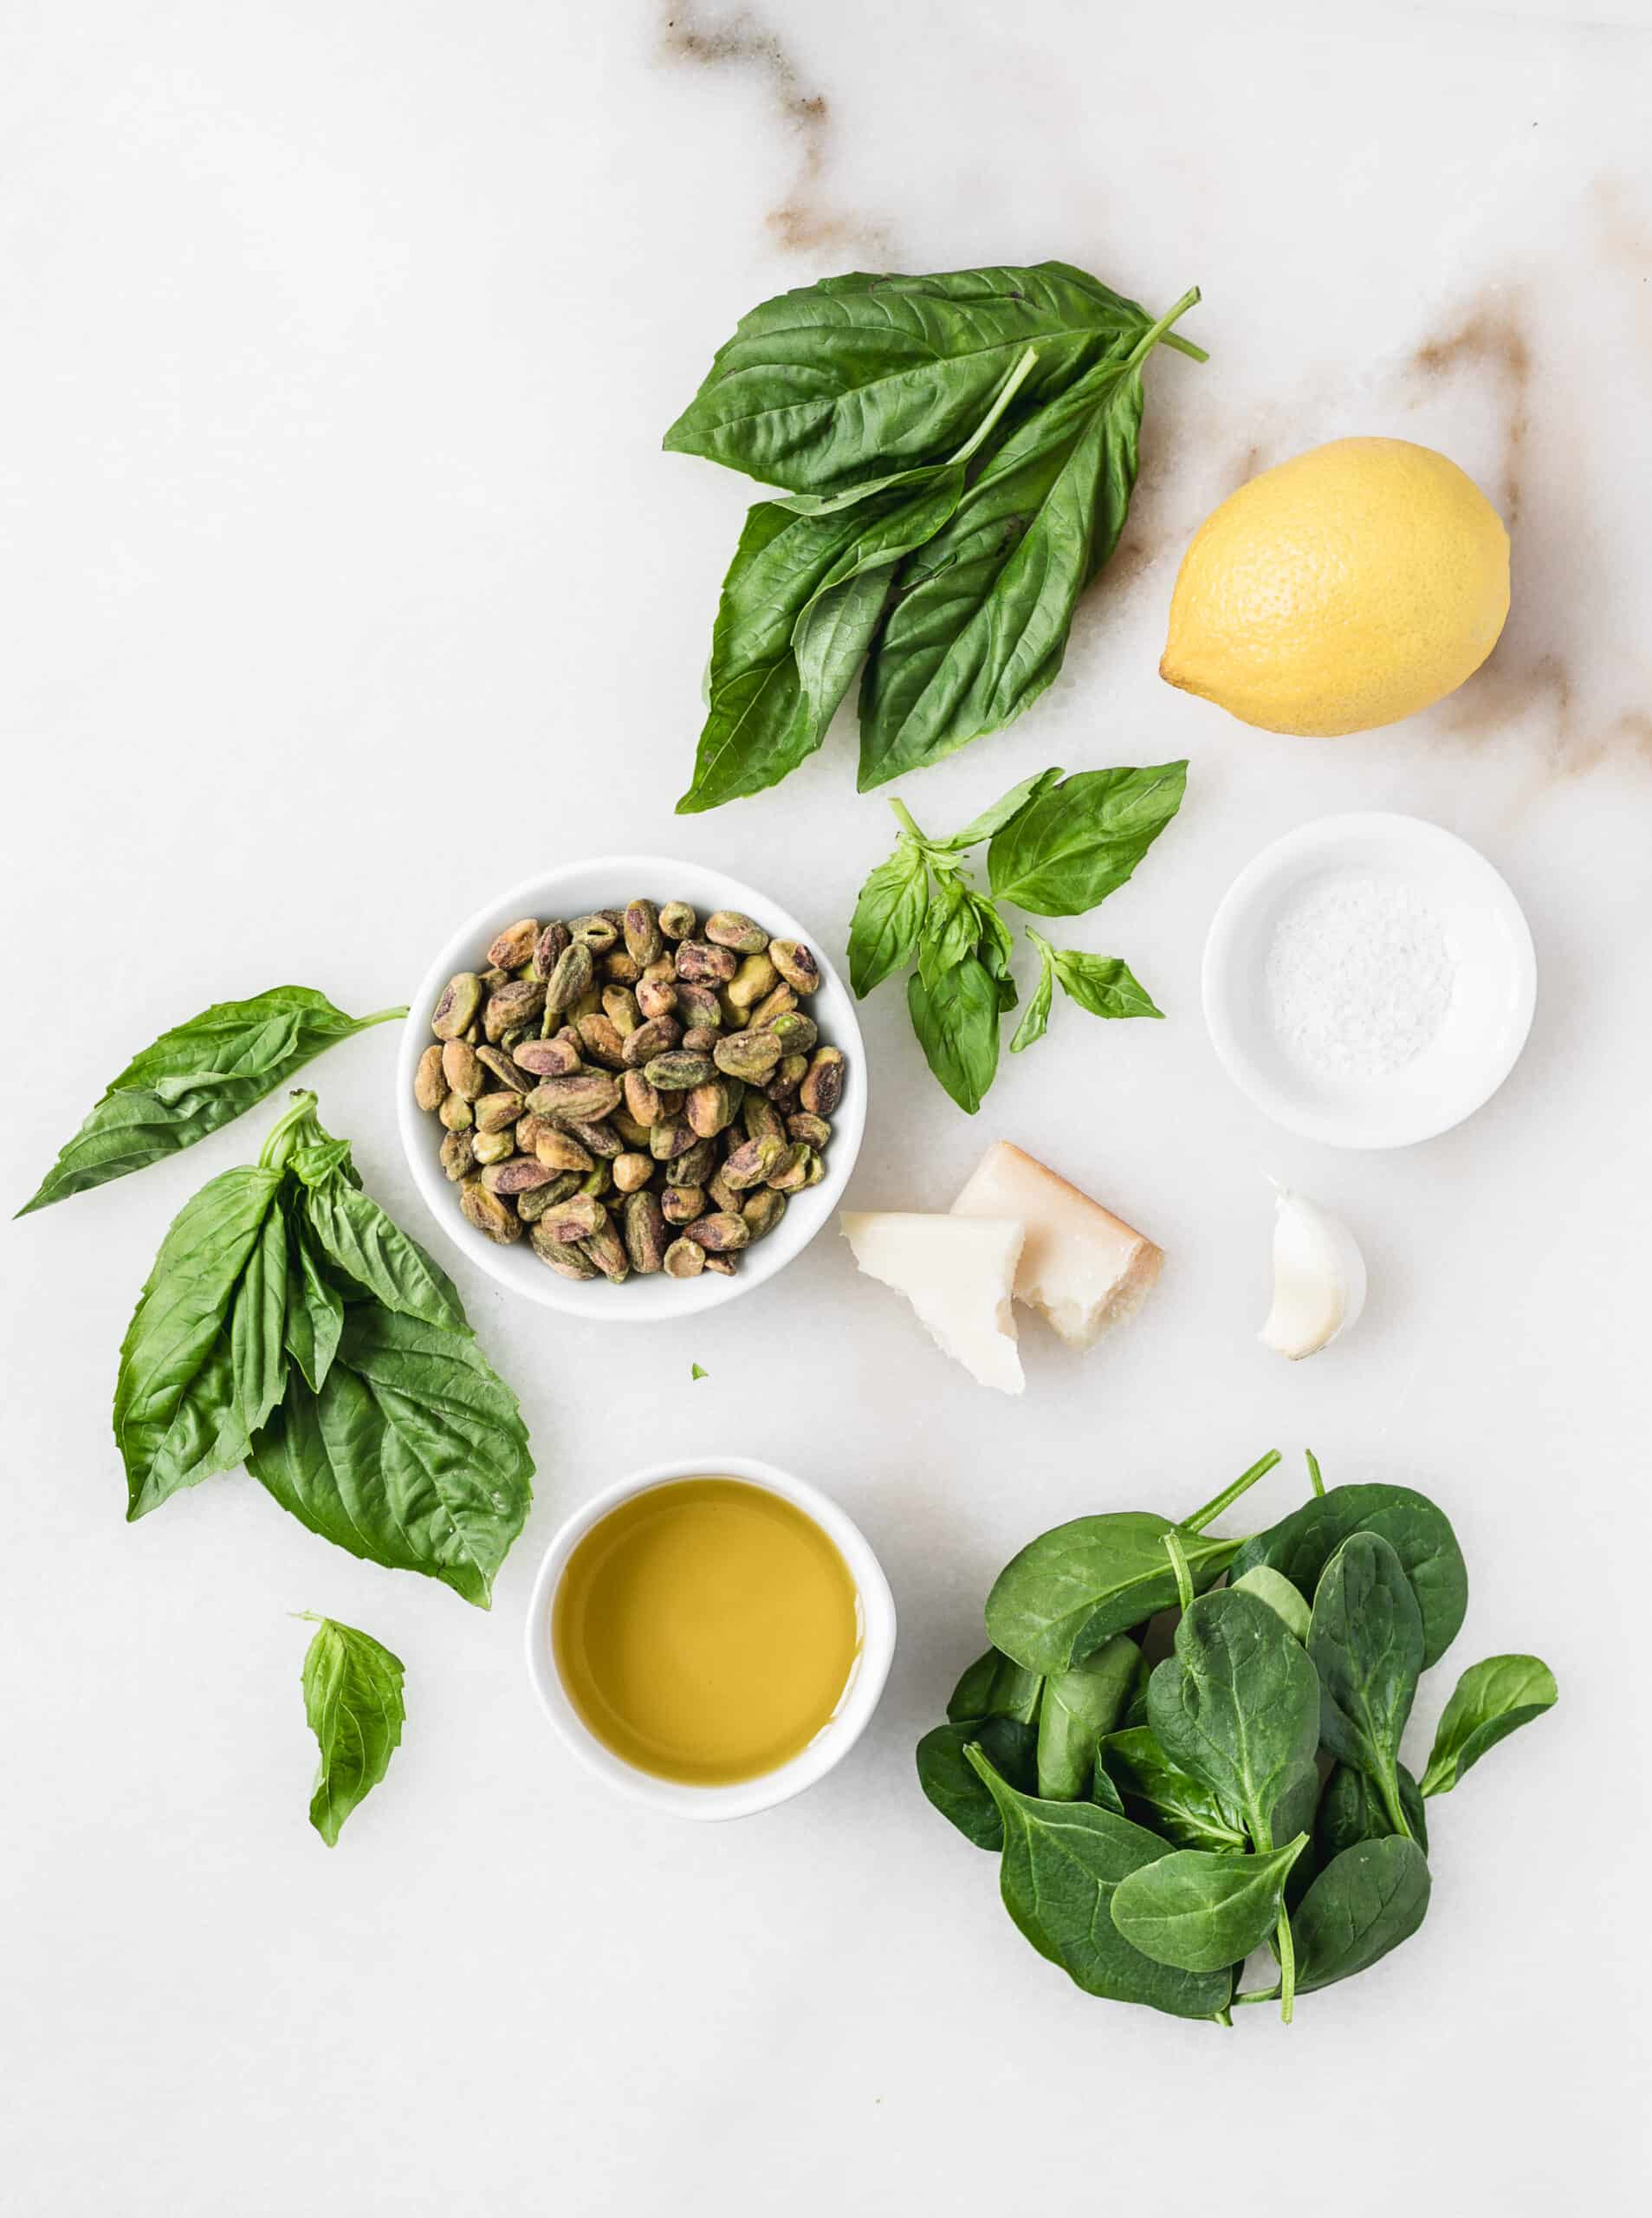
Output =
[
  {"x1": 664, "y1": 263, "x2": 1204, "y2": 811},
  {"x1": 117, "y1": 1087, "x2": 533, "y2": 1605},
  {"x1": 917, "y1": 1450, "x2": 1556, "y2": 2024},
  {"x1": 848, "y1": 761, "x2": 1185, "y2": 1110}
]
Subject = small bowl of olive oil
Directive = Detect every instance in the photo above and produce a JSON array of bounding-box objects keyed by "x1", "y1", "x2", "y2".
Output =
[{"x1": 525, "y1": 1456, "x2": 896, "y2": 1819}]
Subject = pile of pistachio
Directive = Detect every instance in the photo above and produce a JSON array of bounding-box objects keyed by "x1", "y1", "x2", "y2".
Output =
[{"x1": 414, "y1": 899, "x2": 845, "y2": 1284}]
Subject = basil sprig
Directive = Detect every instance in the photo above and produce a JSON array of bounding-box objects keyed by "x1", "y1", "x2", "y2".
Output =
[
  {"x1": 17, "y1": 987, "x2": 405, "y2": 1215},
  {"x1": 846, "y1": 762, "x2": 1184, "y2": 1112},
  {"x1": 665, "y1": 264, "x2": 1203, "y2": 809},
  {"x1": 299, "y1": 1614, "x2": 406, "y2": 1846},
  {"x1": 115, "y1": 1091, "x2": 533, "y2": 1607}
]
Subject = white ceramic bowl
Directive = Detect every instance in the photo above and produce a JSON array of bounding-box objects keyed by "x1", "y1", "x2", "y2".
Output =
[
  {"x1": 398, "y1": 857, "x2": 865, "y2": 1316},
  {"x1": 523, "y1": 1455, "x2": 897, "y2": 1820},
  {"x1": 1202, "y1": 813, "x2": 1537, "y2": 1149}
]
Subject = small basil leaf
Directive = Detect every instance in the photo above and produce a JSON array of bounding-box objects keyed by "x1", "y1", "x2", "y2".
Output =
[
  {"x1": 930, "y1": 766, "x2": 1066, "y2": 853},
  {"x1": 1009, "y1": 935, "x2": 1055, "y2": 1053},
  {"x1": 283, "y1": 1216, "x2": 345, "y2": 1394},
  {"x1": 300, "y1": 1615, "x2": 405, "y2": 1846},
  {"x1": 1053, "y1": 950, "x2": 1164, "y2": 1021},
  {"x1": 299, "y1": 1169, "x2": 465, "y2": 1333},
  {"x1": 916, "y1": 871, "x2": 980, "y2": 989},
  {"x1": 1420, "y1": 1654, "x2": 1558, "y2": 1798},
  {"x1": 246, "y1": 1305, "x2": 533, "y2": 1609},
  {"x1": 906, "y1": 957, "x2": 1000, "y2": 1113},
  {"x1": 230, "y1": 1203, "x2": 291, "y2": 1445},
  {"x1": 987, "y1": 762, "x2": 1188, "y2": 916},
  {"x1": 1111, "y1": 1836, "x2": 1308, "y2": 1974},
  {"x1": 18, "y1": 990, "x2": 404, "y2": 1215},
  {"x1": 114, "y1": 1164, "x2": 285, "y2": 1519},
  {"x1": 847, "y1": 841, "x2": 930, "y2": 998}
]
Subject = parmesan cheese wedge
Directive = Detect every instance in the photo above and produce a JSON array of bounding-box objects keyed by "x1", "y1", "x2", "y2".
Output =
[
  {"x1": 951, "y1": 1142, "x2": 1162, "y2": 1351},
  {"x1": 839, "y1": 1212, "x2": 1025, "y2": 1394}
]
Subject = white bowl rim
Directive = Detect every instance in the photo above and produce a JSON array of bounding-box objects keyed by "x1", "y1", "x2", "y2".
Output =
[
  {"x1": 395, "y1": 855, "x2": 866, "y2": 1319},
  {"x1": 1201, "y1": 810, "x2": 1538, "y2": 1150},
  {"x1": 522, "y1": 1454, "x2": 897, "y2": 1821}
]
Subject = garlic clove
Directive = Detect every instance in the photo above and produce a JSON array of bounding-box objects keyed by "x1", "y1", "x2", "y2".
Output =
[{"x1": 1259, "y1": 1190, "x2": 1367, "y2": 1360}]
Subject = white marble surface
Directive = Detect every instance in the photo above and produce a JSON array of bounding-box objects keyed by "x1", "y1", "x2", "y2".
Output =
[{"x1": 3, "y1": 3, "x2": 1649, "y2": 2210}]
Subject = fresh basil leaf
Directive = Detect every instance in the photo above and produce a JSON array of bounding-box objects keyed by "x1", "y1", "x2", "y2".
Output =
[
  {"x1": 231, "y1": 1202, "x2": 291, "y2": 1445},
  {"x1": 1111, "y1": 1835, "x2": 1308, "y2": 1974},
  {"x1": 17, "y1": 990, "x2": 405, "y2": 1215},
  {"x1": 1052, "y1": 949, "x2": 1164, "y2": 1021},
  {"x1": 965, "y1": 1745, "x2": 1232, "y2": 2020},
  {"x1": 298, "y1": 1164, "x2": 465, "y2": 1334},
  {"x1": 1289, "y1": 1837, "x2": 1432, "y2": 1996},
  {"x1": 906, "y1": 957, "x2": 1000, "y2": 1113},
  {"x1": 664, "y1": 263, "x2": 1161, "y2": 493},
  {"x1": 246, "y1": 1304, "x2": 533, "y2": 1609},
  {"x1": 986, "y1": 1512, "x2": 1246, "y2": 1676},
  {"x1": 1230, "y1": 1482, "x2": 1467, "y2": 1671},
  {"x1": 1009, "y1": 934, "x2": 1055, "y2": 1053},
  {"x1": 930, "y1": 766, "x2": 1066, "y2": 853},
  {"x1": 916, "y1": 1715, "x2": 1040, "y2": 1851},
  {"x1": 987, "y1": 762, "x2": 1189, "y2": 916},
  {"x1": 1420, "y1": 1654, "x2": 1558, "y2": 1798},
  {"x1": 1147, "y1": 1587, "x2": 1322, "y2": 1849},
  {"x1": 114, "y1": 1164, "x2": 285, "y2": 1519},
  {"x1": 283, "y1": 1213, "x2": 345, "y2": 1394},
  {"x1": 1318, "y1": 1761, "x2": 1429, "y2": 1862},
  {"x1": 300, "y1": 1615, "x2": 405, "y2": 1846},
  {"x1": 847, "y1": 840, "x2": 930, "y2": 998},
  {"x1": 857, "y1": 350, "x2": 1163, "y2": 790},
  {"x1": 916, "y1": 870, "x2": 979, "y2": 989}
]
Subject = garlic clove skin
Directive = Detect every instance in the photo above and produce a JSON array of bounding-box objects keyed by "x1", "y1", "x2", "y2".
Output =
[{"x1": 1259, "y1": 1190, "x2": 1367, "y2": 1360}]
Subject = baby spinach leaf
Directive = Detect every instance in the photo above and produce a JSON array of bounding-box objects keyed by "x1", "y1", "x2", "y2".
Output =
[
  {"x1": 246, "y1": 1304, "x2": 534, "y2": 1609},
  {"x1": 907, "y1": 957, "x2": 1000, "y2": 1114},
  {"x1": 1090, "y1": 1764, "x2": 1128, "y2": 1818},
  {"x1": 1421, "y1": 1654, "x2": 1558, "y2": 1798},
  {"x1": 1231, "y1": 1564, "x2": 1312, "y2": 1643},
  {"x1": 1052, "y1": 949, "x2": 1163, "y2": 1021},
  {"x1": 1308, "y1": 1534, "x2": 1425, "y2": 1841},
  {"x1": 1009, "y1": 936, "x2": 1056, "y2": 1053},
  {"x1": 847, "y1": 840, "x2": 930, "y2": 998},
  {"x1": 1318, "y1": 1761, "x2": 1429, "y2": 1863},
  {"x1": 18, "y1": 990, "x2": 405, "y2": 1215},
  {"x1": 662, "y1": 263, "x2": 1177, "y2": 493},
  {"x1": 114, "y1": 1164, "x2": 285, "y2": 1519},
  {"x1": 947, "y1": 1648, "x2": 1043, "y2": 1727},
  {"x1": 987, "y1": 762, "x2": 1189, "y2": 917},
  {"x1": 282, "y1": 1214, "x2": 345, "y2": 1394},
  {"x1": 1036, "y1": 1635, "x2": 1139, "y2": 1800},
  {"x1": 916, "y1": 1715, "x2": 1039, "y2": 1850},
  {"x1": 1147, "y1": 1588, "x2": 1322, "y2": 1849},
  {"x1": 986, "y1": 1512, "x2": 1248, "y2": 1676},
  {"x1": 296, "y1": 1160, "x2": 464, "y2": 1334},
  {"x1": 1111, "y1": 1835, "x2": 1308, "y2": 1974},
  {"x1": 1229, "y1": 1482, "x2": 1467, "y2": 1670},
  {"x1": 1098, "y1": 1728, "x2": 1249, "y2": 1851},
  {"x1": 858, "y1": 348, "x2": 1165, "y2": 790},
  {"x1": 1288, "y1": 1837, "x2": 1432, "y2": 1996},
  {"x1": 964, "y1": 1745, "x2": 1231, "y2": 2020},
  {"x1": 299, "y1": 1614, "x2": 405, "y2": 1847}
]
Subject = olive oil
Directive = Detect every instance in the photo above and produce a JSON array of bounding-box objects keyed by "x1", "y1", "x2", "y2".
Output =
[{"x1": 552, "y1": 1477, "x2": 862, "y2": 1786}]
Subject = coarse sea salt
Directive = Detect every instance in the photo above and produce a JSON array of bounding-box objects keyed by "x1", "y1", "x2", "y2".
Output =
[{"x1": 1265, "y1": 872, "x2": 1455, "y2": 1080}]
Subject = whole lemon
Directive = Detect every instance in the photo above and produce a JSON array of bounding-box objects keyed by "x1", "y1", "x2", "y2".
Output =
[{"x1": 1160, "y1": 437, "x2": 1509, "y2": 736}]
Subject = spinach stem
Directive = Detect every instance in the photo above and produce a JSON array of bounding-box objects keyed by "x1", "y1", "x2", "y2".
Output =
[
  {"x1": 1377, "y1": 1762, "x2": 1416, "y2": 1844},
  {"x1": 1181, "y1": 1449, "x2": 1281, "y2": 1535},
  {"x1": 1130, "y1": 287, "x2": 1206, "y2": 368},
  {"x1": 1305, "y1": 1448, "x2": 1325, "y2": 1499},
  {"x1": 1233, "y1": 1986, "x2": 1281, "y2": 2007},
  {"x1": 1276, "y1": 1909, "x2": 1298, "y2": 2025},
  {"x1": 1162, "y1": 1530, "x2": 1195, "y2": 1615}
]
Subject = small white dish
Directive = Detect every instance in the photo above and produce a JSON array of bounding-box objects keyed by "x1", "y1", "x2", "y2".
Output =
[
  {"x1": 1202, "y1": 813, "x2": 1537, "y2": 1149},
  {"x1": 398, "y1": 855, "x2": 865, "y2": 1317},
  {"x1": 522, "y1": 1455, "x2": 897, "y2": 1820}
]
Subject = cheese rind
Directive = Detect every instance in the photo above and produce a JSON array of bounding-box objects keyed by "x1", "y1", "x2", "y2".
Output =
[
  {"x1": 839, "y1": 1212, "x2": 1025, "y2": 1394},
  {"x1": 951, "y1": 1142, "x2": 1162, "y2": 1351}
]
